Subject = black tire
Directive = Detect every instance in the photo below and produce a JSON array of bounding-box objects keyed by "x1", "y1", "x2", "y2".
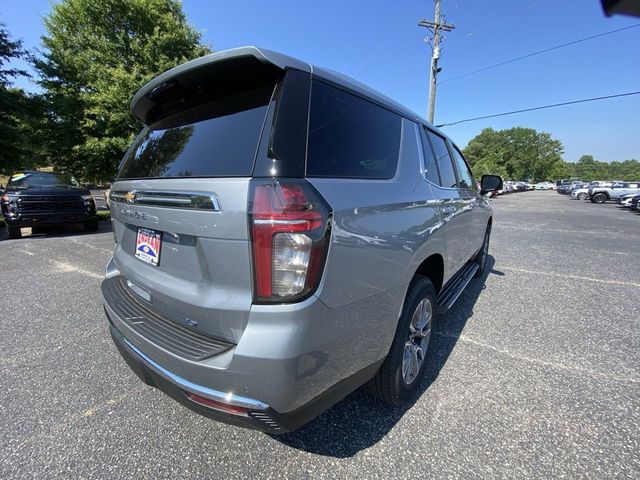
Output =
[
  {"x1": 7, "y1": 226, "x2": 22, "y2": 239},
  {"x1": 365, "y1": 276, "x2": 436, "y2": 406},
  {"x1": 474, "y1": 223, "x2": 491, "y2": 277},
  {"x1": 577, "y1": 193, "x2": 587, "y2": 201},
  {"x1": 84, "y1": 220, "x2": 99, "y2": 232},
  {"x1": 592, "y1": 193, "x2": 607, "y2": 204}
]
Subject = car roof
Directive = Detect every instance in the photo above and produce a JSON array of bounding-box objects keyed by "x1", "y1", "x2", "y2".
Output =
[{"x1": 131, "y1": 46, "x2": 437, "y2": 132}]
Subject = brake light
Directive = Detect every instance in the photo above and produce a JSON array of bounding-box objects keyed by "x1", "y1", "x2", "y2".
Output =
[{"x1": 249, "y1": 179, "x2": 331, "y2": 302}]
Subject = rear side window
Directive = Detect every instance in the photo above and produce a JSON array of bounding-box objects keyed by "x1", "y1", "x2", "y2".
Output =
[
  {"x1": 117, "y1": 85, "x2": 275, "y2": 179},
  {"x1": 418, "y1": 127, "x2": 441, "y2": 185},
  {"x1": 426, "y1": 130, "x2": 457, "y2": 188},
  {"x1": 307, "y1": 81, "x2": 401, "y2": 179},
  {"x1": 450, "y1": 144, "x2": 476, "y2": 190}
]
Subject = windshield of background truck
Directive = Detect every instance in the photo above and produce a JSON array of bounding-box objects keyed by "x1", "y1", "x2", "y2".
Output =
[{"x1": 8, "y1": 172, "x2": 80, "y2": 188}]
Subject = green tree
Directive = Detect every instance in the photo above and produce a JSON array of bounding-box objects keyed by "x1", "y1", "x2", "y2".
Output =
[
  {"x1": 0, "y1": 21, "x2": 44, "y2": 173},
  {"x1": 35, "y1": 0, "x2": 210, "y2": 182},
  {"x1": 463, "y1": 127, "x2": 564, "y2": 182},
  {"x1": 570, "y1": 155, "x2": 640, "y2": 181}
]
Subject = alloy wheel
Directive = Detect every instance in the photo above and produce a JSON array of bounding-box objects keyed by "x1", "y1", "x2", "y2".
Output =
[{"x1": 402, "y1": 298, "x2": 432, "y2": 385}]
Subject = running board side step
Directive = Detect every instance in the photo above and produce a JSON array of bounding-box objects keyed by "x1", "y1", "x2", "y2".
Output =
[{"x1": 436, "y1": 261, "x2": 479, "y2": 314}]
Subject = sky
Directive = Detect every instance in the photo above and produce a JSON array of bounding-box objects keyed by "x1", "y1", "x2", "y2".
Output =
[{"x1": 2, "y1": 0, "x2": 639, "y2": 162}]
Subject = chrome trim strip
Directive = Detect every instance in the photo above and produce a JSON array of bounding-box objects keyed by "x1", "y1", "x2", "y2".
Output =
[
  {"x1": 253, "y1": 219, "x2": 308, "y2": 225},
  {"x1": 120, "y1": 336, "x2": 269, "y2": 411},
  {"x1": 110, "y1": 190, "x2": 221, "y2": 211}
]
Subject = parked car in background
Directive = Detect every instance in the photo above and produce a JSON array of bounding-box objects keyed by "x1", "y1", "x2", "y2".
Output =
[
  {"x1": 618, "y1": 193, "x2": 640, "y2": 208},
  {"x1": 589, "y1": 182, "x2": 640, "y2": 204},
  {"x1": 570, "y1": 186, "x2": 590, "y2": 200},
  {"x1": 1, "y1": 171, "x2": 99, "y2": 239},
  {"x1": 101, "y1": 46, "x2": 502, "y2": 433}
]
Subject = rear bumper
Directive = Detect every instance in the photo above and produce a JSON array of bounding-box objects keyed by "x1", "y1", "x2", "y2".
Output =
[
  {"x1": 103, "y1": 272, "x2": 391, "y2": 432},
  {"x1": 108, "y1": 319, "x2": 381, "y2": 433},
  {"x1": 3, "y1": 210, "x2": 98, "y2": 227}
]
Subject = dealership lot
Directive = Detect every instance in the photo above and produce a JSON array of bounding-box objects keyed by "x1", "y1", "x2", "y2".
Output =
[{"x1": 1, "y1": 191, "x2": 638, "y2": 479}]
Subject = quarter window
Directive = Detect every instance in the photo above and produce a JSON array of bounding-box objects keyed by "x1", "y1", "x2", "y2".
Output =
[
  {"x1": 418, "y1": 126, "x2": 441, "y2": 185},
  {"x1": 426, "y1": 130, "x2": 457, "y2": 188},
  {"x1": 307, "y1": 81, "x2": 401, "y2": 179},
  {"x1": 450, "y1": 144, "x2": 476, "y2": 190}
]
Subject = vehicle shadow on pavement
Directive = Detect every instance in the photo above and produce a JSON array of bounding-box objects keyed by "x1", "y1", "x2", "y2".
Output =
[{"x1": 274, "y1": 256, "x2": 499, "y2": 458}]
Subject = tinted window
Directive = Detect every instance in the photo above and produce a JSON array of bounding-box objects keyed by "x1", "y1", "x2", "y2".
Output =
[
  {"x1": 307, "y1": 81, "x2": 401, "y2": 179},
  {"x1": 117, "y1": 86, "x2": 274, "y2": 179},
  {"x1": 419, "y1": 126, "x2": 440, "y2": 185},
  {"x1": 9, "y1": 172, "x2": 80, "y2": 188},
  {"x1": 450, "y1": 144, "x2": 476, "y2": 190},
  {"x1": 426, "y1": 130, "x2": 457, "y2": 188}
]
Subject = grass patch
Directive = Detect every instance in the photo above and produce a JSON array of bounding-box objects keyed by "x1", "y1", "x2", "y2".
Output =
[{"x1": 97, "y1": 210, "x2": 111, "y2": 221}]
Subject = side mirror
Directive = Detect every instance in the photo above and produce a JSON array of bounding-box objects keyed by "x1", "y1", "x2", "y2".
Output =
[{"x1": 480, "y1": 175, "x2": 503, "y2": 195}]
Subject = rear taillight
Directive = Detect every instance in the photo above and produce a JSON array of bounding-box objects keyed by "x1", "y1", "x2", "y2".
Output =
[{"x1": 249, "y1": 179, "x2": 331, "y2": 303}]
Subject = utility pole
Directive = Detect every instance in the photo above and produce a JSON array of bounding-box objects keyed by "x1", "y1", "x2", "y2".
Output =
[{"x1": 419, "y1": 0, "x2": 455, "y2": 123}]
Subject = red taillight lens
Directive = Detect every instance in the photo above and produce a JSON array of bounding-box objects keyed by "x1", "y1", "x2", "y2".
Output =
[
  {"x1": 249, "y1": 179, "x2": 331, "y2": 303},
  {"x1": 185, "y1": 392, "x2": 248, "y2": 417}
]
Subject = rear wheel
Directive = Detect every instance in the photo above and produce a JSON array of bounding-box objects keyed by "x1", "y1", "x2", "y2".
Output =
[
  {"x1": 474, "y1": 224, "x2": 491, "y2": 278},
  {"x1": 592, "y1": 193, "x2": 607, "y2": 204},
  {"x1": 7, "y1": 226, "x2": 22, "y2": 239},
  {"x1": 577, "y1": 193, "x2": 587, "y2": 200},
  {"x1": 365, "y1": 276, "x2": 435, "y2": 405}
]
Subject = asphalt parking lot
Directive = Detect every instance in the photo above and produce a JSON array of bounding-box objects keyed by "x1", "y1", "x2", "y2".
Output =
[{"x1": 1, "y1": 191, "x2": 638, "y2": 479}]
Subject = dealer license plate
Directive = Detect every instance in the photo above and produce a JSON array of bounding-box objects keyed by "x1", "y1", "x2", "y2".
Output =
[{"x1": 135, "y1": 227, "x2": 162, "y2": 266}]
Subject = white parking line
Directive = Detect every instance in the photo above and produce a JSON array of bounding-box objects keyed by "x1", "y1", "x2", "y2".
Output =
[
  {"x1": 4, "y1": 387, "x2": 146, "y2": 457},
  {"x1": 436, "y1": 332, "x2": 639, "y2": 384},
  {"x1": 499, "y1": 266, "x2": 640, "y2": 288},
  {"x1": 52, "y1": 261, "x2": 103, "y2": 280},
  {"x1": 495, "y1": 223, "x2": 640, "y2": 238},
  {"x1": 69, "y1": 238, "x2": 113, "y2": 255}
]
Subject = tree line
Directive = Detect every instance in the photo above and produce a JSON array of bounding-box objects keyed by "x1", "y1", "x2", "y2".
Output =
[
  {"x1": 1, "y1": 1, "x2": 638, "y2": 183},
  {"x1": 463, "y1": 127, "x2": 639, "y2": 182},
  {"x1": 1, "y1": 0, "x2": 209, "y2": 182}
]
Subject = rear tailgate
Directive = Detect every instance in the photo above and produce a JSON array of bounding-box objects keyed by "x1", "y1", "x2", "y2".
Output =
[
  {"x1": 109, "y1": 178, "x2": 252, "y2": 344},
  {"x1": 107, "y1": 52, "x2": 291, "y2": 345}
]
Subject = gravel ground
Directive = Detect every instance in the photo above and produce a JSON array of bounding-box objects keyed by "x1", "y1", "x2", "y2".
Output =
[{"x1": 1, "y1": 191, "x2": 638, "y2": 479}]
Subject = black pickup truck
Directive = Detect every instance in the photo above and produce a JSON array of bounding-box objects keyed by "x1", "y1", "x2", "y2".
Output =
[{"x1": 1, "y1": 171, "x2": 99, "y2": 239}]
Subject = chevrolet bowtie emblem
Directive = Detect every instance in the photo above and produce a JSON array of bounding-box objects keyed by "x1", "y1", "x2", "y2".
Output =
[{"x1": 125, "y1": 191, "x2": 137, "y2": 203}]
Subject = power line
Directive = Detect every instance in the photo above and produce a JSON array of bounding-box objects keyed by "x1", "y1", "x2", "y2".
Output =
[
  {"x1": 353, "y1": 0, "x2": 548, "y2": 82},
  {"x1": 449, "y1": 0, "x2": 552, "y2": 45},
  {"x1": 439, "y1": 24, "x2": 640, "y2": 85},
  {"x1": 435, "y1": 91, "x2": 640, "y2": 127}
]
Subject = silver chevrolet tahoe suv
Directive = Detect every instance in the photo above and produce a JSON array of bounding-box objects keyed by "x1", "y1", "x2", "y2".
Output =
[{"x1": 102, "y1": 47, "x2": 502, "y2": 433}]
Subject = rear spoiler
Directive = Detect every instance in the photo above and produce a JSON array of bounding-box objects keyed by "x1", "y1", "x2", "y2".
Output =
[{"x1": 130, "y1": 46, "x2": 311, "y2": 125}]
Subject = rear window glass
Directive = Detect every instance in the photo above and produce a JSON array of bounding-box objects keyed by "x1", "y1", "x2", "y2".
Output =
[
  {"x1": 306, "y1": 81, "x2": 401, "y2": 179},
  {"x1": 117, "y1": 86, "x2": 274, "y2": 179}
]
